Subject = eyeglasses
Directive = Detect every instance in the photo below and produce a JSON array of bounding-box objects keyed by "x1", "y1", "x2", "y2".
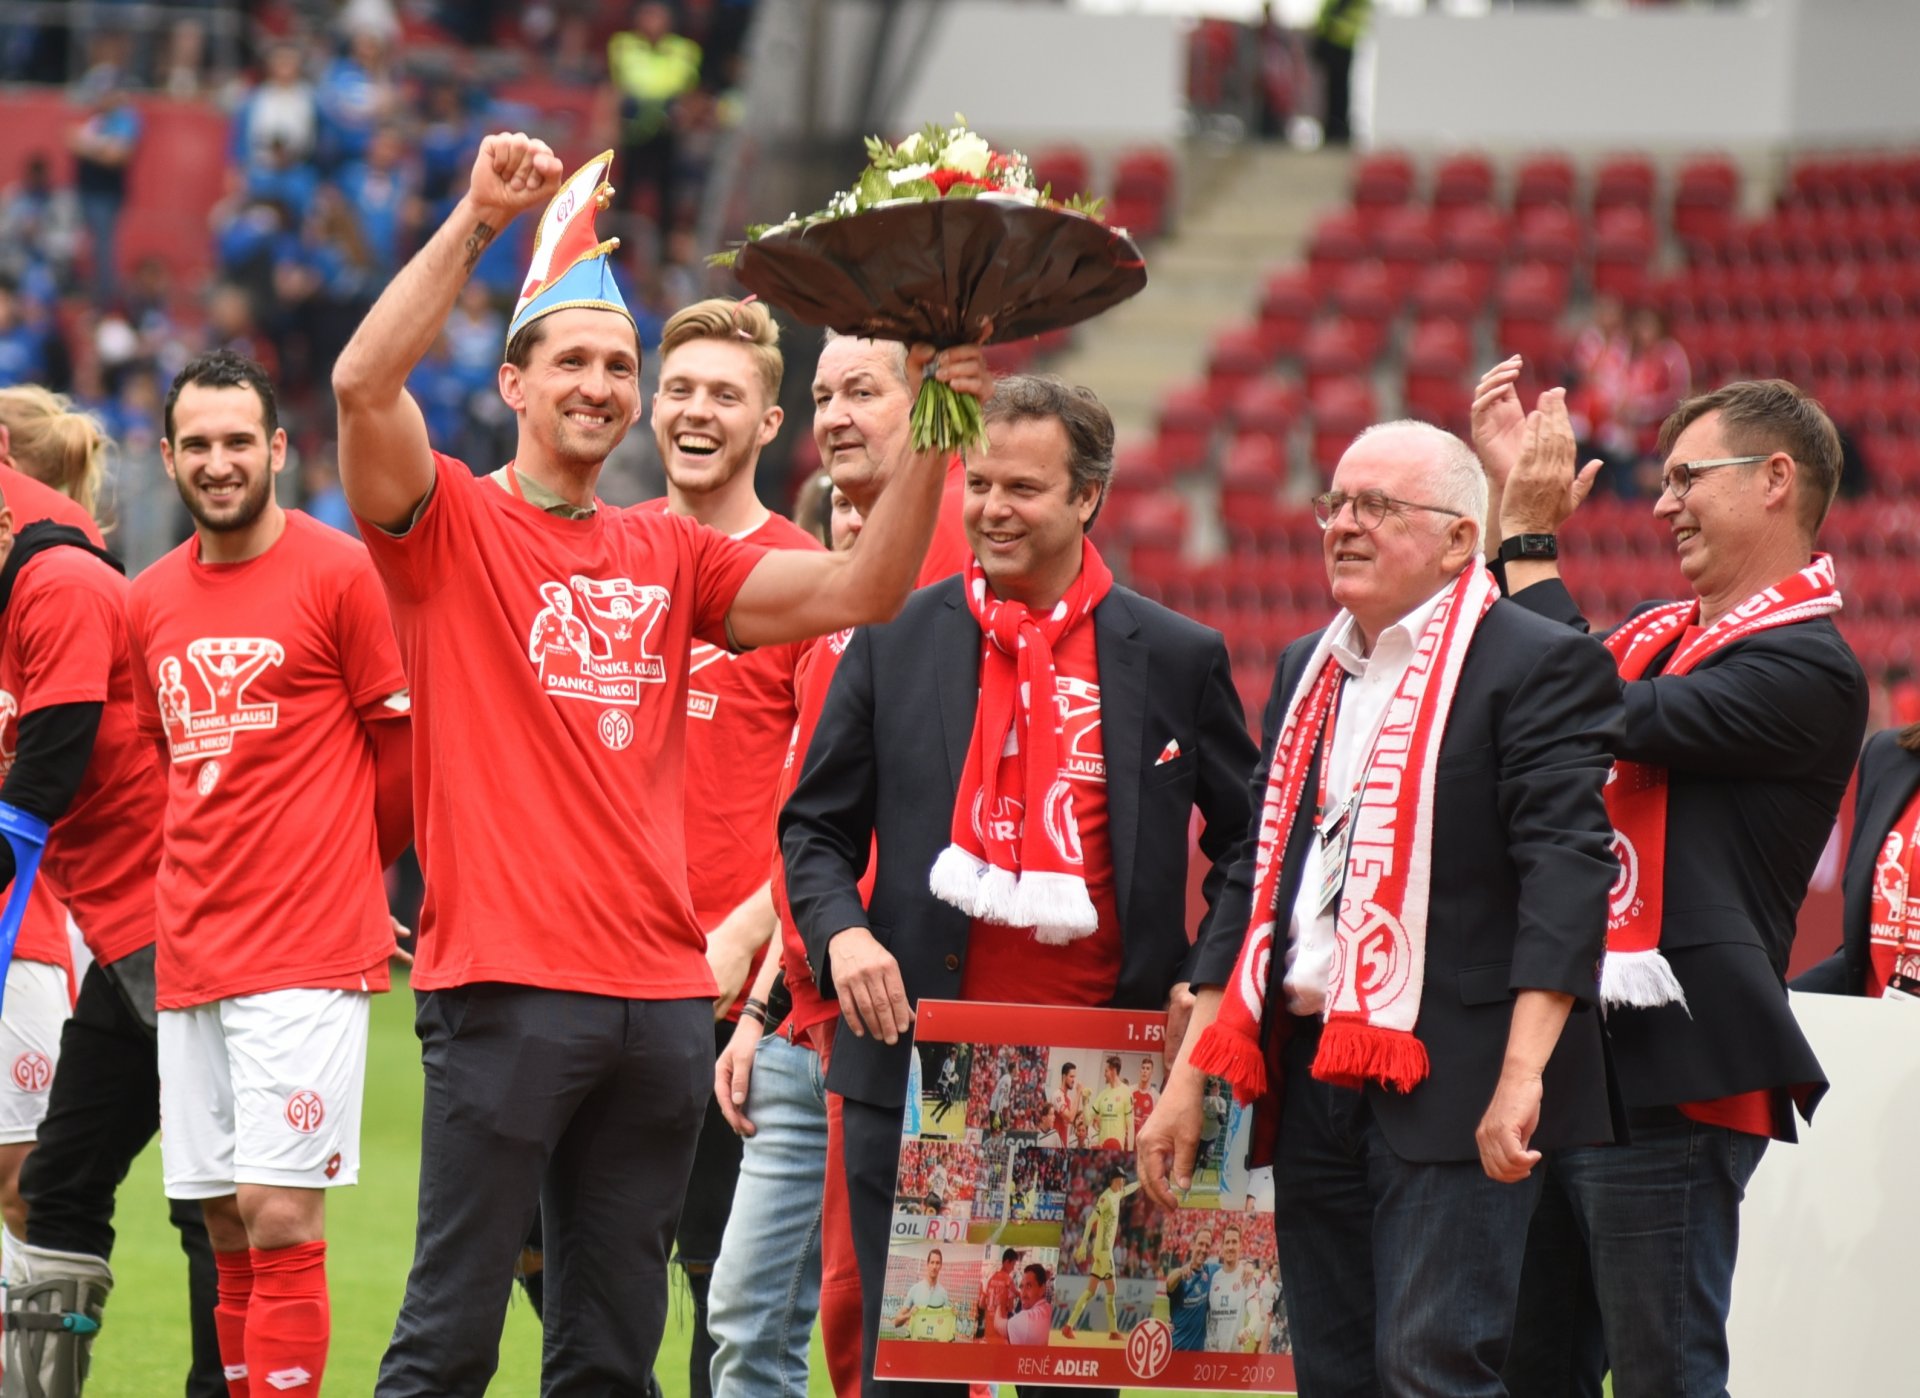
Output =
[
  {"x1": 1312, "y1": 489, "x2": 1466, "y2": 531},
  {"x1": 1658, "y1": 455, "x2": 1770, "y2": 501}
]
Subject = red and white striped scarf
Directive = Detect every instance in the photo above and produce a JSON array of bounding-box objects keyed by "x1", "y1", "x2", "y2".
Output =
[
  {"x1": 929, "y1": 542, "x2": 1114, "y2": 944},
  {"x1": 1192, "y1": 561, "x2": 1499, "y2": 1101},
  {"x1": 1599, "y1": 553, "x2": 1843, "y2": 1008}
]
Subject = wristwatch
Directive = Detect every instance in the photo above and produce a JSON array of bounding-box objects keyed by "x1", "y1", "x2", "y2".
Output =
[{"x1": 1498, "y1": 533, "x2": 1559, "y2": 563}]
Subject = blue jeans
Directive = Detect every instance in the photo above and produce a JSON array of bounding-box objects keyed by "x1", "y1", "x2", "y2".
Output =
[
  {"x1": 1272, "y1": 1021, "x2": 1543, "y2": 1398},
  {"x1": 708, "y1": 1031, "x2": 829, "y2": 1398},
  {"x1": 1506, "y1": 1112, "x2": 1768, "y2": 1398}
]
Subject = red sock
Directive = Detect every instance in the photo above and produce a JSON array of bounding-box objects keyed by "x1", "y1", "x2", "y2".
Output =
[
  {"x1": 246, "y1": 1240, "x2": 329, "y2": 1395},
  {"x1": 213, "y1": 1249, "x2": 254, "y2": 1398}
]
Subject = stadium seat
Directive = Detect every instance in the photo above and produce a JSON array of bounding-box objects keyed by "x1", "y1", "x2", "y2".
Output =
[
  {"x1": 1401, "y1": 320, "x2": 1473, "y2": 430},
  {"x1": 1154, "y1": 383, "x2": 1217, "y2": 476},
  {"x1": 1257, "y1": 268, "x2": 1318, "y2": 359},
  {"x1": 1592, "y1": 207, "x2": 1657, "y2": 299},
  {"x1": 1432, "y1": 153, "x2": 1496, "y2": 209},
  {"x1": 1327, "y1": 261, "x2": 1396, "y2": 358},
  {"x1": 1513, "y1": 152, "x2": 1577, "y2": 216},
  {"x1": 1352, "y1": 150, "x2": 1417, "y2": 219},
  {"x1": 1113, "y1": 440, "x2": 1173, "y2": 495},
  {"x1": 1219, "y1": 433, "x2": 1289, "y2": 517},
  {"x1": 1204, "y1": 326, "x2": 1273, "y2": 415},
  {"x1": 1592, "y1": 155, "x2": 1657, "y2": 218},
  {"x1": 1308, "y1": 380, "x2": 1377, "y2": 474},
  {"x1": 1494, "y1": 264, "x2": 1571, "y2": 369},
  {"x1": 1408, "y1": 261, "x2": 1482, "y2": 322},
  {"x1": 1307, "y1": 209, "x2": 1371, "y2": 281},
  {"x1": 1673, "y1": 155, "x2": 1741, "y2": 244},
  {"x1": 1111, "y1": 147, "x2": 1176, "y2": 239},
  {"x1": 1376, "y1": 205, "x2": 1441, "y2": 298},
  {"x1": 1029, "y1": 146, "x2": 1091, "y2": 201},
  {"x1": 1231, "y1": 376, "x2": 1304, "y2": 439},
  {"x1": 1514, "y1": 205, "x2": 1584, "y2": 272},
  {"x1": 1438, "y1": 204, "x2": 1510, "y2": 296},
  {"x1": 1301, "y1": 321, "x2": 1369, "y2": 397}
]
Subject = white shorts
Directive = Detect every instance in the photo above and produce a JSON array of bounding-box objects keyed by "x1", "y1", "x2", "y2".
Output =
[
  {"x1": 0, "y1": 961, "x2": 69, "y2": 1145},
  {"x1": 158, "y1": 988, "x2": 371, "y2": 1197}
]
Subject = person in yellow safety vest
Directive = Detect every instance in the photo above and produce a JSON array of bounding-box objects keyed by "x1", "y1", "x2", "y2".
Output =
[
  {"x1": 1312, "y1": 0, "x2": 1369, "y2": 146},
  {"x1": 607, "y1": 2, "x2": 702, "y2": 228}
]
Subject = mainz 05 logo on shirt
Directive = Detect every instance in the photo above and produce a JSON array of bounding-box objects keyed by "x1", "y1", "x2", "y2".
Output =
[{"x1": 155, "y1": 638, "x2": 287, "y2": 763}]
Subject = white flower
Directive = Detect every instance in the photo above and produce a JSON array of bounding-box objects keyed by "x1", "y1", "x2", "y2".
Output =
[
  {"x1": 943, "y1": 131, "x2": 993, "y2": 178},
  {"x1": 896, "y1": 131, "x2": 925, "y2": 159},
  {"x1": 888, "y1": 162, "x2": 934, "y2": 186}
]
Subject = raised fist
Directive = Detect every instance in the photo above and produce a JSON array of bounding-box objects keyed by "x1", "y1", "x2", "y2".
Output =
[{"x1": 470, "y1": 132, "x2": 565, "y2": 217}]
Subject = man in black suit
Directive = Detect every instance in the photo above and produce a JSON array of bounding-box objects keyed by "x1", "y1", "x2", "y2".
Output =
[
  {"x1": 1476, "y1": 371, "x2": 1868, "y2": 1398},
  {"x1": 1138, "y1": 419, "x2": 1623, "y2": 1398},
  {"x1": 780, "y1": 375, "x2": 1257, "y2": 1398}
]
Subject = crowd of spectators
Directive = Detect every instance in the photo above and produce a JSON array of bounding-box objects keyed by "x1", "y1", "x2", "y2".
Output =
[
  {"x1": 967, "y1": 1045, "x2": 1052, "y2": 1138},
  {"x1": 0, "y1": 0, "x2": 754, "y2": 573},
  {"x1": 895, "y1": 1141, "x2": 984, "y2": 1216}
]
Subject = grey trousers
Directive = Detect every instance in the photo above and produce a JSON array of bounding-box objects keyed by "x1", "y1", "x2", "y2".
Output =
[{"x1": 376, "y1": 984, "x2": 711, "y2": 1398}]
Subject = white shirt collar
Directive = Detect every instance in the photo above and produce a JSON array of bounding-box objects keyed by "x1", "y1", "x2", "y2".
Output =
[{"x1": 1327, "y1": 580, "x2": 1456, "y2": 678}]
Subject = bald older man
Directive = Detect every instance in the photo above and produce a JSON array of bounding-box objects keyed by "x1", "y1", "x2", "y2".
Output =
[{"x1": 1141, "y1": 421, "x2": 1624, "y2": 1398}]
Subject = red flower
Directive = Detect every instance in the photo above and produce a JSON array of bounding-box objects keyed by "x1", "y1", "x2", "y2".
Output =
[{"x1": 928, "y1": 168, "x2": 993, "y2": 194}]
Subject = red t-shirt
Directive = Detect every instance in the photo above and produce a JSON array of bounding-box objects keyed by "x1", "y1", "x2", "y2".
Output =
[
  {"x1": 633, "y1": 501, "x2": 819, "y2": 1018},
  {"x1": 774, "y1": 488, "x2": 972, "y2": 1032},
  {"x1": 0, "y1": 546, "x2": 160, "y2": 964},
  {"x1": 0, "y1": 465, "x2": 103, "y2": 546},
  {"x1": 0, "y1": 483, "x2": 102, "y2": 973},
  {"x1": 127, "y1": 512, "x2": 409, "y2": 1009},
  {"x1": 356, "y1": 456, "x2": 765, "y2": 998},
  {"x1": 961, "y1": 623, "x2": 1122, "y2": 1006}
]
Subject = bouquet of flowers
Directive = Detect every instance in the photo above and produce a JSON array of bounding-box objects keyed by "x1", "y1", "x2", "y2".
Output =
[{"x1": 714, "y1": 119, "x2": 1148, "y2": 453}]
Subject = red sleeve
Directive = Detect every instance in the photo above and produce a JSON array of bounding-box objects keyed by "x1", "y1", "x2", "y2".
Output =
[
  {"x1": 676, "y1": 513, "x2": 768, "y2": 649},
  {"x1": 352, "y1": 452, "x2": 472, "y2": 604},
  {"x1": 369, "y1": 713, "x2": 413, "y2": 867},
  {"x1": 12, "y1": 561, "x2": 118, "y2": 713},
  {"x1": 125, "y1": 586, "x2": 163, "y2": 740},
  {"x1": 917, "y1": 454, "x2": 972, "y2": 587},
  {"x1": 334, "y1": 550, "x2": 409, "y2": 713}
]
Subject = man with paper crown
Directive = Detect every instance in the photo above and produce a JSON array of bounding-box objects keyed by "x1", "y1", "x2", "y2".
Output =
[{"x1": 331, "y1": 132, "x2": 991, "y2": 1397}]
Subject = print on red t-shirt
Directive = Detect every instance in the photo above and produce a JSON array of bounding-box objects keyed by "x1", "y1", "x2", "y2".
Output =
[
  {"x1": 127, "y1": 512, "x2": 408, "y2": 1009},
  {"x1": 0, "y1": 546, "x2": 161, "y2": 965},
  {"x1": 354, "y1": 455, "x2": 766, "y2": 999}
]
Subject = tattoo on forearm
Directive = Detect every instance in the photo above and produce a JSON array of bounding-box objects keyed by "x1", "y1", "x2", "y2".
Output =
[{"x1": 462, "y1": 222, "x2": 497, "y2": 272}]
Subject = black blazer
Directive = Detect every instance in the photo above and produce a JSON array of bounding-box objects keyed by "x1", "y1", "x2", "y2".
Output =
[
  {"x1": 1189, "y1": 596, "x2": 1623, "y2": 1165},
  {"x1": 781, "y1": 578, "x2": 1259, "y2": 1111},
  {"x1": 1511, "y1": 578, "x2": 1868, "y2": 1130},
  {"x1": 1793, "y1": 727, "x2": 1920, "y2": 996}
]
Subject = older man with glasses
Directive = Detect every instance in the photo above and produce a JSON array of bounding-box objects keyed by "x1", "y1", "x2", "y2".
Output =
[
  {"x1": 1141, "y1": 418, "x2": 1623, "y2": 1398},
  {"x1": 1472, "y1": 364, "x2": 1868, "y2": 1398}
]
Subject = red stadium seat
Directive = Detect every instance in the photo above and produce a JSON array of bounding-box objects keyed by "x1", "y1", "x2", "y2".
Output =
[
  {"x1": 1111, "y1": 147, "x2": 1176, "y2": 239},
  {"x1": 1029, "y1": 146, "x2": 1091, "y2": 201},
  {"x1": 1375, "y1": 205, "x2": 1440, "y2": 297},
  {"x1": 1307, "y1": 209, "x2": 1371, "y2": 280},
  {"x1": 1352, "y1": 150, "x2": 1417, "y2": 218},
  {"x1": 1513, "y1": 152, "x2": 1577, "y2": 216},
  {"x1": 1328, "y1": 261, "x2": 1397, "y2": 357},
  {"x1": 1593, "y1": 155, "x2": 1657, "y2": 218},
  {"x1": 1408, "y1": 261, "x2": 1482, "y2": 322},
  {"x1": 1432, "y1": 153, "x2": 1496, "y2": 209},
  {"x1": 1494, "y1": 264, "x2": 1570, "y2": 369},
  {"x1": 1301, "y1": 321, "x2": 1369, "y2": 397},
  {"x1": 1673, "y1": 155, "x2": 1741, "y2": 244},
  {"x1": 1592, "y1": 207, "x2": 1657, "y2": 299},
  {"x1": 1438, "y1": 204, "x2": 1510, "y2": 294},
  {"x1": 1401, "y1": 320, "x2": 1472, "y2": 430},
  {"x1": 1308, "y1": 380, "x2": 1377, "y2": 474},
  {"x1": 1257, "y1": 268, "x2": 1319, "y2": 358},
  {"x1": 1231, "y1": 376, "x2": 1304, "y2": 438},
  {"x1": 1219, "y1": 433, "x2": 1290, "y2": 517},
  {"x1": 1514, "y1": 204, "x2": 1584, "y2": 270},
  {"x1": 1204, "y1": 326, "x2": 1273, "y2": 414},
  {"x1": 1154, "y1": 383, "x2": 1216, "y2": 476},
  {"x1": 1113, "y1": 441, "x2": 1172, "y2": 495}
]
